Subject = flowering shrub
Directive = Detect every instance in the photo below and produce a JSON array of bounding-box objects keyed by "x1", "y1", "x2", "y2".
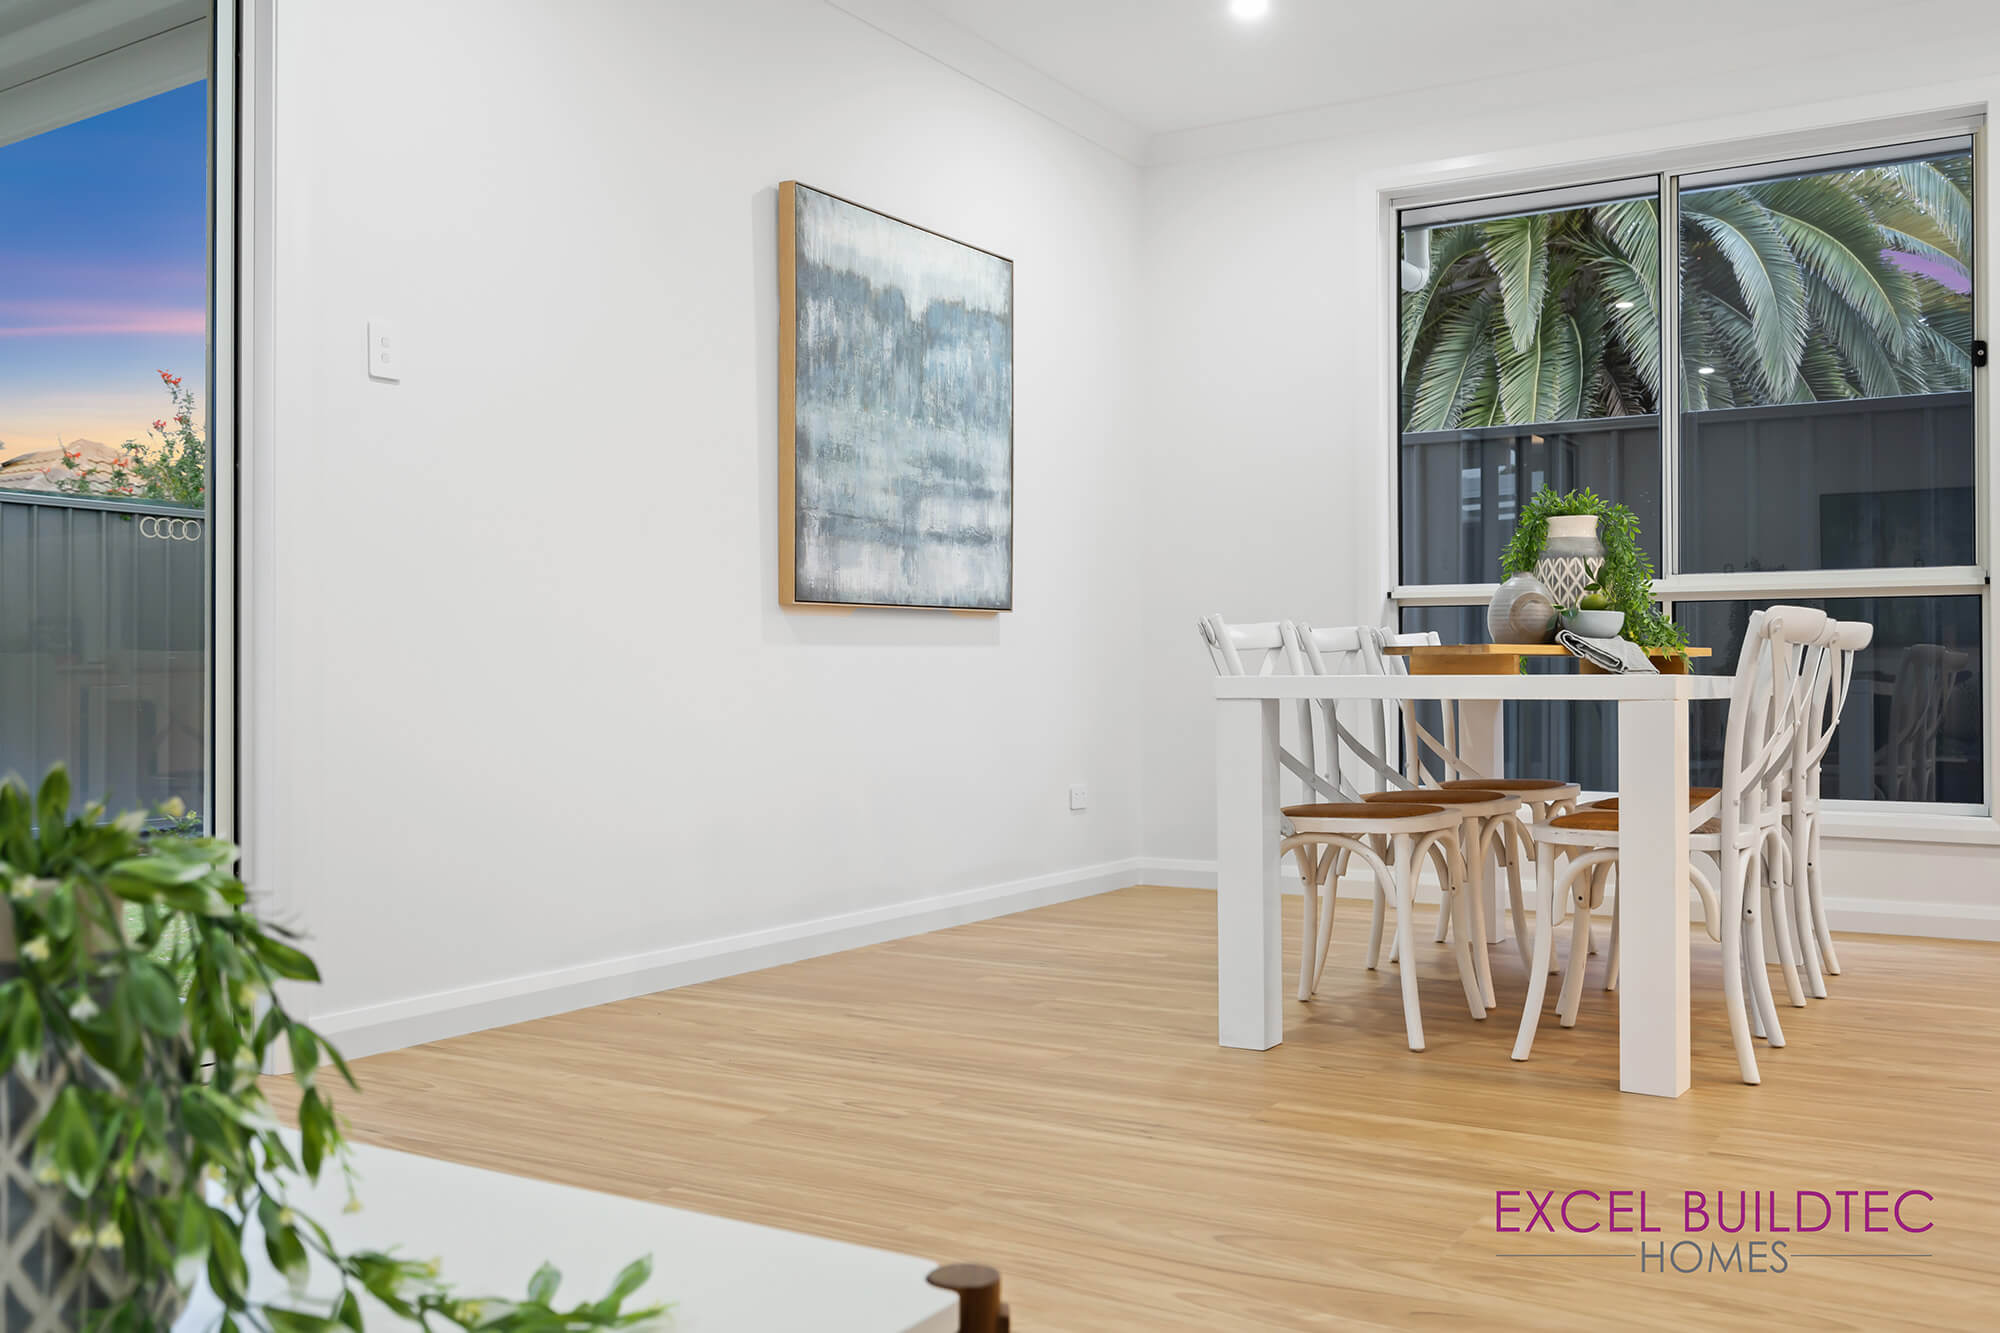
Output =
[{"x1": 55, "y1": 370, "x2": 207, "y2": 508}]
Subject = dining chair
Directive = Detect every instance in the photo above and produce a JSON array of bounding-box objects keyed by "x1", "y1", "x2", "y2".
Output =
[
  {"x1": 1364, "y1": 628, "x2": 1582, "y2": 968},
  {"x1": 1784, "y1": 619, "x2": 1873, "y2": 995},
  {"x1": 1280, "y1": 799, "x2": 1486, "y2": 1048},
  {"x1": 1513, "y1": 605, "x2": 1833, "y2": 1085},
  {"x1": 1875, "y1": 643, "x2": 1972, "y2": 801}
]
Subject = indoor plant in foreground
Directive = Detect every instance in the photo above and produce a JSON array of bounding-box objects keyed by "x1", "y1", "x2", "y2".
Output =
[
  {"x1": 1499, "y1": 487, "x2": 1689, "y2": 652},
  {"x1": 0, "y1": 767, "x2": 666, "y2": 1331}
]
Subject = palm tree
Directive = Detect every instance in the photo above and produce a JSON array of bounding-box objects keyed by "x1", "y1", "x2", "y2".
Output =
[{"x1": 1401, "y1": 156, "x2": 1973, "y2": 431}]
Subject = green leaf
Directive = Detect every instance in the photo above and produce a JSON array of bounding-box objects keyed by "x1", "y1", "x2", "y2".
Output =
[
  {"x1": 289, "y1": 1025, "x2": 320, "y2": 1084},
  {"x1": 265, "y1": 1308, "x2": 337, "y2": 1333},
  {"x1": 5, "y1": 984, "x2": 40, "y2": 1079},
  {"x1": 1480, "y1": 213, "x2": 1551, "y2": 354},
  {"x1": 35, "y1": 766, "x2": 71, "y2": 847},
  {"x1": 526, "y1": 1261, "x2": 561, "y2": 1306},
  {"x1": 208, "y1": 1206, "x2": 251, "y2": 1307},
  {"x1": 337, "y1": 1290, "x2": 364, "y2": 1333},
  {"x1": 252, "y1": 933, "x2": 323, "y2": 983},
  {"x1": 597, "y1": 1255, "x2": 654, "y2": 1312},
  {"x1": 125, "y1": 959, "x2": 184, "y2": 1036}
]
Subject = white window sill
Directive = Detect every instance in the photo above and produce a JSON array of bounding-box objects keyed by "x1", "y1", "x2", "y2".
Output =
[
  {"x1": 1818, "y1": 810, "x2": 2000, "y2": 846},
  {"x1": 1570, "y1": 791, "x2": 2000, "y2": 845}
]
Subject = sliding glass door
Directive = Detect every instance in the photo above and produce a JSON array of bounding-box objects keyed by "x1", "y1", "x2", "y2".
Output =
[
  {"x1": 1393, "y1": 128, "x2": 1986, "y2": 811},
  {"x1": 0, "y1": 4, "x2": 223, "y2": 829}
]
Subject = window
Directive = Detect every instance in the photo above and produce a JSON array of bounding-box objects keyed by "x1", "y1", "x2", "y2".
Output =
[
  {"x1": 0, "y1": 14, "x2": 220, "y2": 829},
  {"x1": 1395, "y1": 131, "x2": 1985, "y2": 810}
]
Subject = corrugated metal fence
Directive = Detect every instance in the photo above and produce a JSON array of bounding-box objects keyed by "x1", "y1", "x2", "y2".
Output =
[{"x1": 0, "y1": 490, "x2": 207, "y2": 817}]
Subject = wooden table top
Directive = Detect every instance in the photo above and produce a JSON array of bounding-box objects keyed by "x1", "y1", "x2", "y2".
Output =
[
  {"x1": 1382, "y1": 642, "x2": 1711, "y2": 676},
  {"x1": 1382, "y1": 643, "x2": 1712, "y2": 657}
]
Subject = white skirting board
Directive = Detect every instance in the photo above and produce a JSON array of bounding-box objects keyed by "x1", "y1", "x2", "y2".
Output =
[
  {"x1": 293, "y1": 856, "x2": 1147, "y2": 1066},
  {"x1": 1136, "y1": 857, "x2": 2000, "y2": 941},
  {"x1": 282, "y1": 852, "x2": 1997, "y2": 1071}
]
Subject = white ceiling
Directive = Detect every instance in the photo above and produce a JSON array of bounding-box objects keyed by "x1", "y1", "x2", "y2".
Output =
[
  {"x1": 847, "y1": 0, "x2": 1972, "y2": 159},
  {"x1": 0, "y1": 0, "x2": 205, "y2": 94}
]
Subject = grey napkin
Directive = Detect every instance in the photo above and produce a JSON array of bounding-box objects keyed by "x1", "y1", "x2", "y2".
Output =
[{"x1": 1555, "y1": 629, "x2": 1659, "y2": 674}]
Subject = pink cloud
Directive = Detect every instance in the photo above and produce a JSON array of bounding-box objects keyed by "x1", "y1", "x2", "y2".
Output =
[{"x1": 0, "y1": 299, "x2": 205, "y2": 337}]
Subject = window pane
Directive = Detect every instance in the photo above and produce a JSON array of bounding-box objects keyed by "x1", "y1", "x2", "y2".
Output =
[
  {"x1": 1399, "y1": 187, "x2": 1662, "y2": 586},
  {"x1": 1399, "y1": 606, "x2": 1617, "y2": 791},
  {"x1": 1678, "y1": 148, "x2": 1975, "y2": 573},
  {"x1": 1400, "y1": 422, "x2": 1661, "y2": 585},
  {"x1": 0, "y1": 84, "x2": 210, "y2": 823},
  {"x1": 1679, "y1": 597, "x2": 1984, "y2": 805}
]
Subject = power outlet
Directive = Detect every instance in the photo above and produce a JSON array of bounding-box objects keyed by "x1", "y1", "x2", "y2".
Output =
[
  {"x1": 1068, "y1": 783, "x2": 1089, "y2": 812},
  {"x1": 368, "y1": 319, "x2": 400, "y2": 381}
]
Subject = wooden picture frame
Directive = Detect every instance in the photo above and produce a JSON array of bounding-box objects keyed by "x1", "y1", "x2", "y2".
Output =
[{"x1": 779, "y1": 181, "x2": 1015, "y2": 612}]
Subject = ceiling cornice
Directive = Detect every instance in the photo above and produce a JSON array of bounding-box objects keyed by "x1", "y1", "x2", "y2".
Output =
[{"x1": 823, "y1": 0, "x2": 1152, "y2": 166}]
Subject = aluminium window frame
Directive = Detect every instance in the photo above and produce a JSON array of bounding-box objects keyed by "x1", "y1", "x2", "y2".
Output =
[{"x1": 1380, "y1": 111, "x2": 1995, "y2": 834}]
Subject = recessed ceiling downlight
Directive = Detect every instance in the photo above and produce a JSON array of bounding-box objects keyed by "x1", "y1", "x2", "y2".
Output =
[{"x1": 1230, "y1": 0, "x2": 1271, "y2": 20}]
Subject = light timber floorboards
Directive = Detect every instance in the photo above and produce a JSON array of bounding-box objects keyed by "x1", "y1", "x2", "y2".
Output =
[{"x1": 266, "y1": 886, "x2": 2000, "y2": 1331}]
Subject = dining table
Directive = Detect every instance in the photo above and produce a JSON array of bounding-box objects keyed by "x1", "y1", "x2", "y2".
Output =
[{"x1": 1212, "y1": 655, "x2": 1731, "y2": 1097}]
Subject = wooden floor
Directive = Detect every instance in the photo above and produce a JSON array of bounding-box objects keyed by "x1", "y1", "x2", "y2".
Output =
[{"x1": 267, "y1": 887, "x2": 2000, "y2": 1331}]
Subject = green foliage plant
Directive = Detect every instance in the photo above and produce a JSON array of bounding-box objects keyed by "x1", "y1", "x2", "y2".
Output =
[
  {"x1": 55, "y1": 371, "x2": 207, "y2": 508},
  {"x1": 0, "y1": 768, "x2": 665, "y2": 1332},
  {"x1": 1500, "y1": 487, "x2": 1688, "y2": 651}
]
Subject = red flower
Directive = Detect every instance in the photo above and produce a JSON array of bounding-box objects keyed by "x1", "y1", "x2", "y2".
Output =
[
  {"x1": 175, "y1": 414, "x2": 188, "y2": 424},
  {"x1": 153, "y1": 419, "x2": 168, "y2": 431}
]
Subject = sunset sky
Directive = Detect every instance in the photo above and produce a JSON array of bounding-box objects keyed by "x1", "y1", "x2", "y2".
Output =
[{"x1": 0, "y1": 82, "x2": 208, "y2": 461}]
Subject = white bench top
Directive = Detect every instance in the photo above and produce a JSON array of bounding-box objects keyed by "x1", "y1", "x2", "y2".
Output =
[{"x1": 177, "y1": 1135, "x2": 957, "y2": 1333}]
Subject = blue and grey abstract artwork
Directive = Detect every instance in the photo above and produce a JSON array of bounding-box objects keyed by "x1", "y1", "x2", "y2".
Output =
[{"x1": 789, "y1": 184, "x2": 1013, "y2": 609}]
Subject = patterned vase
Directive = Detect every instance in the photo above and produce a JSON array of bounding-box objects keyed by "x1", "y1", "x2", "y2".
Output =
[
  {"x1": 1, "y1": 972, "x2": 184, "y2": 1332},
  {"x1": 1535, "y1": 514, "x2": 1606, "y2": 609},
  {"x1": 1487, "y1": 573, "x2": 1557, "y2": 644}
]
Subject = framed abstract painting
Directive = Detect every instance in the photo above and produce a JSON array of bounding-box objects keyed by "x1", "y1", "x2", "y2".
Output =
[{"x1": 779, "y1": 182, "x2": 1014, "y2": 611}]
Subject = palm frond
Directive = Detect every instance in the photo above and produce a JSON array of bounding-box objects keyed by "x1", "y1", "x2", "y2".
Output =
[
  {"x1": 1892, "y1": 159, "x2": 1974, "y2": 256},
  {"x1": 1480, "y1": 214, "x2": 1551, "y2": 355},
  {"x1": 1399, "y1": 225, "x2": 1485, "y2": 373},
  {"x1": 1679, "y1": 188, "x2": 1808, "y2": 398},
  {"x1": 1408, "y1": 292, "x2": 1496, "y2": 430},
  {"x1": 1494, "y1": 300, "x2": 1583, "y2": 425},
  {"x1": 1756, "y1": 177, "x2": 1916, "y2": 350}
]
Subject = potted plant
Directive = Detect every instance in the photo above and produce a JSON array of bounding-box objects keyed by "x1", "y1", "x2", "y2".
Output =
[
  {"x1": 0, "y1": 767, "x2": 665, "y2": 1331},
  {"x1": 1500, "y1": 488, "x2": 1688, "y2": 652}
]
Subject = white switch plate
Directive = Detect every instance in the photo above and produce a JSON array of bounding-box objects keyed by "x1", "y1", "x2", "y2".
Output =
[
  {"x1": 1068, "y1": 784, "x2": 1088, "y2": 811},
  {"x1": 368, "y1": 320, "x2": 400, "y2": 381}
]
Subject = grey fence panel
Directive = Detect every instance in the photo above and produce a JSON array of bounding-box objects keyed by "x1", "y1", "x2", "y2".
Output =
[{"x1": 0, "y1": 491, "x2": 207, "y2": 817}]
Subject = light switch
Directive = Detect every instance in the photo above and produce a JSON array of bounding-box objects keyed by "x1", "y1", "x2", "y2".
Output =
[{"x1": 368, "y1": 320, "x2": 400, "y2": 381}]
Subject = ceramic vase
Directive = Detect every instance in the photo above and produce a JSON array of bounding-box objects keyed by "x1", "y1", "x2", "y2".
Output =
[
  {"x1": 1535, "y1": 514, "x2": 1606, "y2": 608},
  {"x1": 1486, "y1": 573, "x2": 1557, "y2": 644}
]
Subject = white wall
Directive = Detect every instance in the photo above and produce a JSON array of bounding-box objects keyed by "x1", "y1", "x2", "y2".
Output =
[
  {"x1": 1137, "y1": 33, "x2": 2000, "y2": 935},
  {"x1": 250, "y1": 0, "x2": 1146, "y2": 1048}
]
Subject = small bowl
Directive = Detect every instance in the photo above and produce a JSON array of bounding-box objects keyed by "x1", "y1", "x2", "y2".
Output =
[{"x1": 1561, "y1": 609, "x2": 1626, "y2": 638}]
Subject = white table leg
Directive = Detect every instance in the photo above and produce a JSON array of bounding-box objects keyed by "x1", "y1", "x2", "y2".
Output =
[
  {"x1": 1616, "y1": 697, "x2": 1691, "y2": 1097},
  {"x1": 1456, "y1": 698, "x2": 1507, "y2": 945},
  {"x1": 1217, "y1": 697, "x2": 1283, "y2": 1050}
]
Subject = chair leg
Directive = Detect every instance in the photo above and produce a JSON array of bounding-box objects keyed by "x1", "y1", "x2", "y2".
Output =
[
  {"x1": 1744, "y1": 843, "x2": 1786, "y2": 1048},
  {"x1": 1462, "y1": 818, "x2": 1495, "y2": 1010},
  {"x1": 1295, "y1": 843, "x2": 1320, "y2": 1002},
  {"x1": 1603, "y1": 874, "x2": 1620, "y2": 992},
  {"x1": 1808, "y1": 819, "x2": 1841, "y2": 976},
  {"x1": 1504, "y1": 821, "x2": 1530, "y2": 971},
  {"x1": 1719, "y1": 846, "x2": 1761, "y2": 1084},
  {"x1": 1511, "y1": 842, "x2": 1559, "y2": 1061},
  {"x1": 1313, "y1": 848, "x2": 1346, "y2": 993},
  {"x1": 1432, "y1": 838, "x2": 1483, "y2": 1020},
  {"x1": 1556, "y1": 875, "x2": 1593, "y2": 1028},
  {"x1": 1366, "y1": 880, "x2": 1386, "y2": 971},
  {"x1": 1788, "y1": 822, "x2": 1825, "y2": 999},
  {"x1": 1432, "y1": 875, "x2": 1452, "y2": 943},
  {"x1": 1763, "y1": 830, "x2": 1807, "y2": 1008},
  {"x1": 1392, "y1": 834, "x2": 1425, "y2": 1052}
]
